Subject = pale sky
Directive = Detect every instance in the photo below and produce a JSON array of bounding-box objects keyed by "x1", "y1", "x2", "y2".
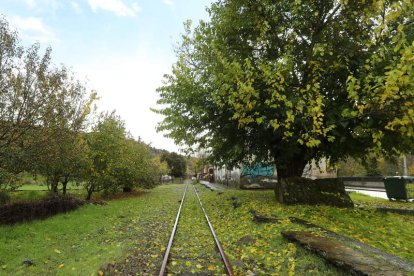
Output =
[{"x1": 1, "y1": 0, "x2": 213, "y2": 152}]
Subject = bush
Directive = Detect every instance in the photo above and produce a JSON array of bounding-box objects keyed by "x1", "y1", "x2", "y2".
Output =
[
  {"x1": 0, "y1": 195, "x2": 87, "y2": 225},
  {"x1": 0, "y1": 191, "x2": 11, "y2": 205}
]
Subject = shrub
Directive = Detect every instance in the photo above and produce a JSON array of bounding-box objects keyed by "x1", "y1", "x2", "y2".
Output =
[
  {"x1": 0, "y1": 191, "x2": 11, "y2": 205},
  {"x1": 0, "y1": 195, "x2": 87, "y2": 225}
]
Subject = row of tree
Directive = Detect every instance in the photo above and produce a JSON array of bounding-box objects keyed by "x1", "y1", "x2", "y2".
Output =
[
  {"x1": 0, "y1": 17, "x2": 168, "y2": 199},
  {"x1": 337, "y1": 155, "x2": 414, "y2": 177}
]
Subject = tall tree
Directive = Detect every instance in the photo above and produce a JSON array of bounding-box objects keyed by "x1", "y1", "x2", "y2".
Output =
[
  {"x1": 155, "y1": 0, "x2": 414, "y2": 180},
  {"x1": 84, "y1": 113, "x2": 126, "y2": 199},
  {"x1": 84, "y1": 113, "x2": 160, "y2": 199},
  {"x1": 160, "y1": 151, "x2": 187, "y2": 178},
  {"x1": 0, "y1": 17, "x2": 96, "y2": 191},
  {"x1": 28, "y1": 67, "x2": 97, "y2": 194},
  {"x1": 0, "y1": 18, "x2": 52, "y2": 150}
]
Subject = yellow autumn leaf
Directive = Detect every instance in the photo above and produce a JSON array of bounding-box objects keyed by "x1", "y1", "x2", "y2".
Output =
[
  {"x1": 98, "y1": 271, "x2": 104, "y2": 276},
  {"x1": 196, "y1": 264, "x2": 203, "y2": 269},
  {"x1": 54, "y1": 249, "x2": 62, "y2": 254},
  {"x1": 58, "y1": 264, "x2": 64, "y2": 269},
  {"x1": 208, "y1": 265, "x2": 215, "y2": 271},
  {"x1": 171, "y1": 261, "x2": 177, "y2": 266}
]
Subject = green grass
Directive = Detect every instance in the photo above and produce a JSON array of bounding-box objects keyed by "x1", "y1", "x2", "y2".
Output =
[
  {"x1": 8, "y1": 188, "x2": 85, "y2": 204},
  {"x1": 0, "y1": 185, "x2": 182, "y2": 275},
  {"x1": 17, "y1": 182, "x2": 82, "y2": 191},
  {"x1": 9, "y1": 190, "x2": 49, "y2": 203},
  {"x1": 1, "y1": 184, "x2": 413, "y2": 275}
]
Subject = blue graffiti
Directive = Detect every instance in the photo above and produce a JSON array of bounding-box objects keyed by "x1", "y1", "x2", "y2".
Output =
[{"x1": 241, "y1": 162, "x2": 274, "y2": 181}]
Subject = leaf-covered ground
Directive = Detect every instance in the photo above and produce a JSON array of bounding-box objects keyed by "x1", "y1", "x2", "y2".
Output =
[
  {"x1": 165, "y1": 185, "x2": 225, "y2": 275},
  {"x1": 197, "y1": 186, "x2": 414, "y2": 269},
  {"x1": 1, "y1": 184, "x2": 413, "y2": 275}
]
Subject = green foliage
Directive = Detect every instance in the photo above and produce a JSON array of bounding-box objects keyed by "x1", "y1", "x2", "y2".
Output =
[
  {"x1": 84, "y1": 113, "x2": 161, "y2": 199},
  {"x1": 336, "y1": 157, "x2": 367, "y2": 177},
  {"x1": 155, "y1": 0, "x2": 414, "y2": 178},
  {"x1": 0, "y1": 168, "x2": 20, "y2": 191},
  {"x1": 160, "y1": 151, "x2": 187, "y2": 177},
  {"x1": 186, "y1": 156, "x2": 201, "y2": 176},
  {"x1": 0, "y1": 190, "x2": 10, "y2": 205},
  {"x1": 337, "y1": 155, "x2": 403, "y2": 176},
  {"x1": 84, "y1": 113, "x2": 128, "y2": 198},
  {"x1": 0, "y1": 17, "x2": 51, "y2": 150},
  {"x1": 27, "y1": 71, "x2": 97, "y2": 193},
  {"x1": 0, "y1": 17, "x2": 97, "y2": 192}
]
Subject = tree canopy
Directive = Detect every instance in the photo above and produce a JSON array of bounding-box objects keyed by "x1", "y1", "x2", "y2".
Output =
[
  {"x1": 84, "y1": 113, "x2": 165, "y2": 199},
  {"x1": 160, "y1": 151, "x2": 187, "y2": 178},
  {"x1": 0, "y1": 17, "x2": 164, "y2": 198},
  {"x1": 155, "y1": 0, "x2": 414, "y2": 178}
]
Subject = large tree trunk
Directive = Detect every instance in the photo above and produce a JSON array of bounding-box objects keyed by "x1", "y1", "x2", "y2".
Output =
[
  {"x1": 276, "y1": 161, "x2": 307, "y2": 181},
  {"x1": 274, "y1": 154, "x2": 308, "y2": 204},
  {"x1": 50, "y1": 175, "x2": 59, "y2": 194},
  {"x1": 275, "y1": 156, "x2": 308, "y2": 181},
  {"x1": 62, "y1": 176, "x2": 69, "y2": 195},
  {"x1": 86, "y1": 183, "x2": 94, "y2": 200},
  {"x1": 86, "y1": 189, "x2": 93, "y2": 200}
]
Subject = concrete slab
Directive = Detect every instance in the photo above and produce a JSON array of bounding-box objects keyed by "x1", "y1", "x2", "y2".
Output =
[
  {"x1": 282, "y1": 231, "x2": 405, "y2": 276},
  {"x1": 289, "y1": 217, "x2": 414, "y2": 273}
]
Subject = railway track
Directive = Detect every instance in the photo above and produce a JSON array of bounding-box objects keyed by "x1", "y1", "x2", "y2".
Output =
[{"x1": 159, "y1": 184, "x2": 234, "y2": 276}]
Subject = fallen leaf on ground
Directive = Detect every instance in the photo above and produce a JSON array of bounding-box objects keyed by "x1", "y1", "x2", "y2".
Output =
[{"x1": 208, "y1": 265, "x2": 216, "y2": 271}]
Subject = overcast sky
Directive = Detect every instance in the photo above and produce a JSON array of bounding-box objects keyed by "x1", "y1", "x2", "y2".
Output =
[{"x1": 1, "y1": 0, "x2": 213, "y2": 152}]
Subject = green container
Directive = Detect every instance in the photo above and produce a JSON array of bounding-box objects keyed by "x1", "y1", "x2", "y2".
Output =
[{"x1": 383, "y1": 176, "x2": 414, "y2": 200}]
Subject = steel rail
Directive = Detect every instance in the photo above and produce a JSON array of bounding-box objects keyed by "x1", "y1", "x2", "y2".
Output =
[
  {"x1": 192, "y1": 185, "x2": 235, "y2": 276},
  {"x1": 159, "y1": 184, "x2": 189, "y2": 276}
]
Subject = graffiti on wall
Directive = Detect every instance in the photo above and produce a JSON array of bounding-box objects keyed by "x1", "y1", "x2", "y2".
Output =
[{"x1": 241, "y1": 162, "x2": 274, "y2": 181}]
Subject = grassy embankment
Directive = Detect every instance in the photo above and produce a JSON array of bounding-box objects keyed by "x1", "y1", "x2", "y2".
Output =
[
  {"x1": 199, "y1": 187, "x2": 414, "y2": 274},
  {"x1": 0, "y1": 184, "x2": 413, "y2": 275}
]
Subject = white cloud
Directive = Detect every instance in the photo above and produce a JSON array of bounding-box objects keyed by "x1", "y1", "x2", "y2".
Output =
[
  {"x1": 163, "y1": 0, "x2": 174, "y2": 6},
  {"x1": 23, "y1": 0, "x2": 60, "y2": 10},
  {"x1": 24, "y1": 0, "x2": 36, "y2": 7},
  {"x1": 11, "y1": 16, "x2": 56, "y2": 43},
  {"x1": 87, "y1": 0, "x2": 140, "y2": 17},
  {"x1": 70, "y1": 1, "x2": 83, "y2": 13},
  {"x1": 131, "y1": 2, "x2": 141, "y2": 13}
]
